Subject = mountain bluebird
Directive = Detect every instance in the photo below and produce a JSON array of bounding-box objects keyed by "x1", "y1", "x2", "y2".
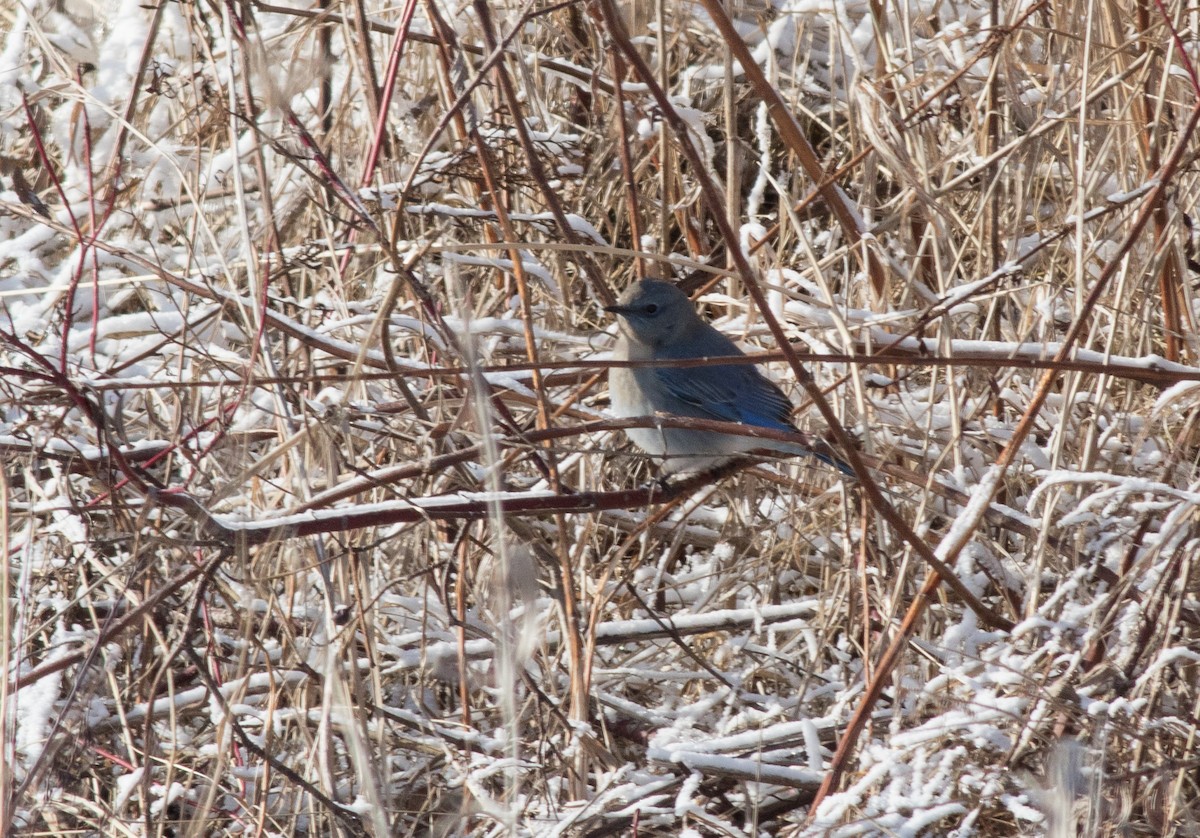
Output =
[{"x1": 606, "y1": 279, "x2": 848, "y2": 477}]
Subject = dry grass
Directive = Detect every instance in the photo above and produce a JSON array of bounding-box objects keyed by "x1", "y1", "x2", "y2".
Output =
[{"x1": 3, "y1": 0, "x2": 1200, "y2": 835}]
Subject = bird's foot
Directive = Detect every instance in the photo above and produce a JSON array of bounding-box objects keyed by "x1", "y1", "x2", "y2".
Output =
[{"x1": 639, "y1": 475, "x2": 673, "y2": 493}]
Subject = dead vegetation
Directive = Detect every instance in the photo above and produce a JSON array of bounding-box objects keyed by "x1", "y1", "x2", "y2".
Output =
[{"x1": 3, "y1": 0, "x2": 1200, "y2": 835}]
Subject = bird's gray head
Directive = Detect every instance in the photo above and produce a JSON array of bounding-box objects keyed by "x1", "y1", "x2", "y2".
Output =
[{"x1": 604, "y1": 280, "x2": 702, "y2": 349}]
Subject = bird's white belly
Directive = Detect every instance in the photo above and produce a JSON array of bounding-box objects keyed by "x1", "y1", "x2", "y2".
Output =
[{"x1": 610, "y1": 366, "x2": 667, "y2": 456}]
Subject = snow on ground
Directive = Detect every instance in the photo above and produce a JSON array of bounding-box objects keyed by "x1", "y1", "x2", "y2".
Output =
[{"x1": 3, "y1": 0, "x2": 1199, "y2": 834}]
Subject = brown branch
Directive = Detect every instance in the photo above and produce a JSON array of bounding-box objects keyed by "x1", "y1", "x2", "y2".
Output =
[
  {"x1": 692, "y1": 0, "x2": 889, "y2": 298},
  {"x1": 808, "y1": 98, "x2": 1200, "y2": 810}
]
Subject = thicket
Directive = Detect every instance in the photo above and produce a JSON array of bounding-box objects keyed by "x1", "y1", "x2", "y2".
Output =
[{"x1": 3, "y1": 0, "x2": 1200, "y2": 835}]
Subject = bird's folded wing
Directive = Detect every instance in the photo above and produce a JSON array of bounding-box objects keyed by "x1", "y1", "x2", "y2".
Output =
[{"x1": 652, "y1": 364, "x2": 796, "y2": 431}]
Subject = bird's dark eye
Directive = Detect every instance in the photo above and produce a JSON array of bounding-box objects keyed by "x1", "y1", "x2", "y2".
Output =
[{"x1": 644, "y1": 303, "x2": 659, "y2": 315}]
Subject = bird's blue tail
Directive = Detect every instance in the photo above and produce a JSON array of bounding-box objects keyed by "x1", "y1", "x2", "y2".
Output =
[{"x1": 809, "y1": 445, "x2": 856, "y2": 478}]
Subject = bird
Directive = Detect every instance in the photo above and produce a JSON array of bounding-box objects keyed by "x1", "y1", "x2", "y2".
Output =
[{"x1": 605, "y1": 279, "x2": 850, "y2": 478}]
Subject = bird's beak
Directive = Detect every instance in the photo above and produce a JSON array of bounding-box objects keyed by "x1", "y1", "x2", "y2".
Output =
[{"x1": 604, "y1": 304, "x2": 630, "y2": 315}]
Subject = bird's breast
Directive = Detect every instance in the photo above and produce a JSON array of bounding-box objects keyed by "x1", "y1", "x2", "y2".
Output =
[{"x1": 608, "y1": 366, "x2": 652, "y2": 417}]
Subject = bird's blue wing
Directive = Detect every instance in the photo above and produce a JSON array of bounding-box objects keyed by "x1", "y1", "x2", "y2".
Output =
[
  {"x1": 651, "y1": 362, "x2": 796, "y2": 430},
  {"x1": 649, "y1": 356, "x2": 856, "y2": 477}
]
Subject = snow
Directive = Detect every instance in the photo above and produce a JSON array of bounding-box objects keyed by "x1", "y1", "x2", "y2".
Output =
[{"x1": 3, "y1": 0, "x2": 1197, "y2": 834}]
